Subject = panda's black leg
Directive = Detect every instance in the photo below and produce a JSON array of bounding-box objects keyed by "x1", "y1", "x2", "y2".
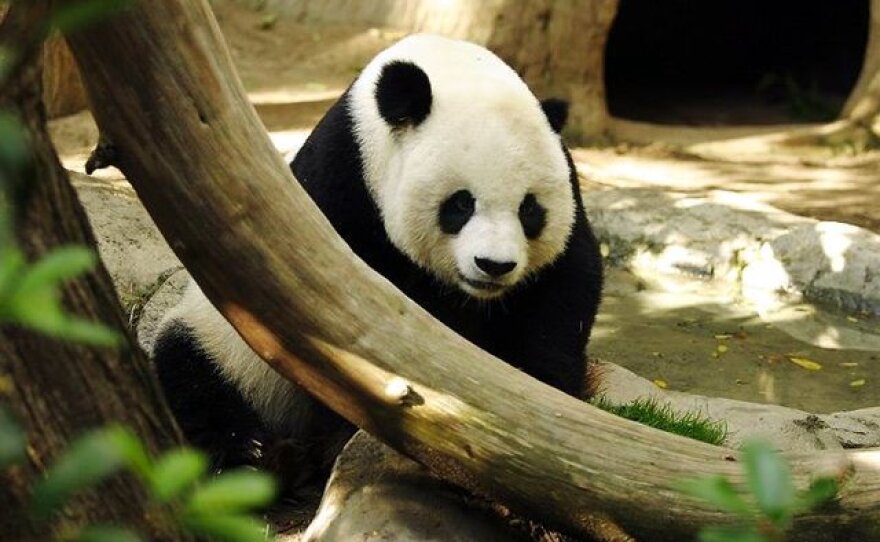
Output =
[
  {"x1": 518, "y1": 347, "x2": 587, "y2": 399},
  {"x1": 261, "y1": 402, "x2": 355, "y2": 498},
  {"x1": 152, "y1": 321, "x2": 270, "y2": 470}
]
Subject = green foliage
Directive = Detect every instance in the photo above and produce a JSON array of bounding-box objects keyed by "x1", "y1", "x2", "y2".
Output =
[
  {"x1": 187, "y1": 469, "x2": 278, "y2": 514},
  {"x1": 180, "y1": 468, "x2": 277, "y2": 542},
  {"x1": 31, "y1": 426, "x2": 146, "y2": 519},
  {"x1": 0, "y1": 406, "x2": 27, "y2": 469},
  {"x1": 48, "y1": 0, "x2": 134, "y2": 33},
  {"x1": 149, "y1": 448, "x2": 208, "y2": 502},
  {"x1": 678, "y1": 475, "x2": 750, "y2": 517},
  {"x1": 0, "y1": 102, "x2": 120, "y2": 348},
  {"x1": 184, "y1": 514, "x2": 271, "y2": 542},
  {"x1": 0, "y1": 245, "x2": 122, "y2": 346},
  {"x1": 75, "y1": 525, "x2": 145, "y2": 542},
  {"x1": 742, "y1": 441, "x2": 795, "y2": 524},
  {"x1": 680, "y1": 440, "x2": 840, "y2": 542},
  {"x1": 1, "y1": 415, "x2": 277, "y2": 542},
  {"x1": 0, "y1": 112, "x2": 29, "y2": 187},
  {"x1": 592, "y1": 396, "x2": 728, "y2": 445}
]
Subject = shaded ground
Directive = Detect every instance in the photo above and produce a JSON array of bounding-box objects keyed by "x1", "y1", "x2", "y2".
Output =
[
  {"x1": 575, "y1": 143, "x2": 880, "y2": 234},
  {"x1": 596, "y1": 270, "x2": 879, "y2": 413}
]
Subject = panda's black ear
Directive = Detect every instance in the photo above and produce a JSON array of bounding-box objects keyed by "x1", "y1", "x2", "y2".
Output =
[
  {"x1": 375, "y1": 61, "x2": 432, "y2": 127},
  {"x1": 540, "y1": 98, "x2": 569, "y2": 133}
]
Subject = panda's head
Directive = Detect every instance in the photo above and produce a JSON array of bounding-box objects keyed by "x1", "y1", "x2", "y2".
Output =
[{"x1": 349, "y1": 35, "x2": 575, "y2": 299}]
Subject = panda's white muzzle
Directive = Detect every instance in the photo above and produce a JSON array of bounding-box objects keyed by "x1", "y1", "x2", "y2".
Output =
[{"x1": 454, "y1": 215, "x2": 526, "y2": 298}]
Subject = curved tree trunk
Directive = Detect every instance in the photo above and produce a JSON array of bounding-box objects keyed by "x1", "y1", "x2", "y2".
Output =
[
  {"x1": 60, "y1": 1, "x2": 880, "y2": 540},
  {"x1": 842, "y1": 0, "x2": 880, "y2": 124},
  {"x1": 486, "y1": 0, "x2": 619, "y2": 144},
  {"x1": 0, "y1": 5, "x2": 192, "y2": 541},
  {"x1": 773, "y1": 0, "x2": 880, "y2": 148}
]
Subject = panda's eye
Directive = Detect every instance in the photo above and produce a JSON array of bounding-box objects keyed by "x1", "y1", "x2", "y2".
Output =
[
  {"x1": 518, "y1": 193, "x2": 547, "y2": 239},
  {"x1": 439, "y1": 190, "x2": 475, "y2": 234}
]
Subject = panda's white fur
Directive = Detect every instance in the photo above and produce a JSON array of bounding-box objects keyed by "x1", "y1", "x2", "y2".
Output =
[
  {"x1": 349, "y1": 34, "x2": 575, "y2": 298},
  {"x1": 157, "y1": 282, "x2": 312, "y2": 436}
]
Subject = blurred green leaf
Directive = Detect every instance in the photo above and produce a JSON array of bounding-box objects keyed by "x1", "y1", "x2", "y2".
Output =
[
  {"x1": 679, "y1": 475, "x2": 751, "y2": 517},
  {"x1": 104, "y1": 425, "x2": 152, "y2": 480},
  {"x1": 31, "y1": 426, "x2": 139, "y2": 518},
  {"x1": 75, "y1": 525, "x2": 144, "y2": 542},
  {"x1": 0, "y1": 407, "x2": 26, "y2": 469},
  {"x1": 184, "y1": 514, "x2": 269, "y2": 542},
  {"x1": 17, "y1": 246, "x2": 97, "y2": 288},
  {"x1": 742, "y1": 441, "x2": 795, "y2": 525},
  {"x1": 795, "y1": 477, "x2": 839, "y2": 512},
  {"x1": 0, "y1": 249, "x2": 25, "y2": 308},
  {"x1": 0, "y1": 246, "x2": 122, "y2": 347},
  {"x1": 699, "y1": 526, "x2": 768, "y2": 542},
  {"x1": 0, "y1": 112, "x2": 28, "y2": 178},
  {"x1": 0, "y1": 46, "x2": 13, "y2": 84},
  {"x1": 187, "y1": 469, "x2": 277, "y2": 513},
  {"x1": 151, "y1": 448, "x2": 207, "y2": 501},
  {"x1": 49, "y1": 0, "x2": 134, "y2": 33}
]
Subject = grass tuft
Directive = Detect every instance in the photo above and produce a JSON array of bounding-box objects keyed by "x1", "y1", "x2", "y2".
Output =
[{"x1": 592, "y1": 396, "x2": 727, "y2": 446}]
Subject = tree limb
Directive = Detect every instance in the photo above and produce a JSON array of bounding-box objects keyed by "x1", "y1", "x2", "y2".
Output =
[{"x1": 60, "y1": 1, "x2": 880, "y2": 540}]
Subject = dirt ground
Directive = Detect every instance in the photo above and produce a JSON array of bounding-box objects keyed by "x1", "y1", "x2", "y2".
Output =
[{"x1": 51, "y1": 1, "x2": 879, "y2": 235}]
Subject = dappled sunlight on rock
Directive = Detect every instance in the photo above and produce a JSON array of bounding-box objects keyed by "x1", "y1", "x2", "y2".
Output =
[
  {"x1": 852, "y1": 450, "x2": 880, "y2": 473},
  {"x1": 817, "y1": 222, "x2": 856, "y2": 272}
]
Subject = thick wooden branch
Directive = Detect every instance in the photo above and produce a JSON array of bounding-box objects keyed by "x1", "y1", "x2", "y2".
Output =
[{"x1": 61, "y1": 1, "x2": 880, "y2": 540}]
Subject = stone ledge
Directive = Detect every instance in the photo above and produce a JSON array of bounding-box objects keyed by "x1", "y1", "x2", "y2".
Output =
[{"x1": 583, "y1": 187, "x2": 880, "y2": 316}]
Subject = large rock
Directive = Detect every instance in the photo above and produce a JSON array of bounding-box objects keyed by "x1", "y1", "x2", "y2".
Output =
[
  {"x1": 303, "y1": 431, "x2": 527, "y2": 542},
  {"x1": 70, "y1": 171, "x2": 182, "y2": 315},
  {"x1": 584, "y1": 187, "x2": 880, "y2": 316},
  {"x1": 136, "y1": 269, "x2": 190, "y2": 353}
]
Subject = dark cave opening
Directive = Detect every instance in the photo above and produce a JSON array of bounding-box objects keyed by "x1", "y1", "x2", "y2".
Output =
[{"x1": 604, "y1": 0, "x2": 870, "y2": 126}]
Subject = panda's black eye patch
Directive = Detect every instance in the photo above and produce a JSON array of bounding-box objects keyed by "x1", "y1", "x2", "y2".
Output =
[
  {"x1": 439, "y1": 190, "x2": 475, "y2": 234},
  {"x1": 518, "y1": 193, "x2": 547, "y2": 239}
]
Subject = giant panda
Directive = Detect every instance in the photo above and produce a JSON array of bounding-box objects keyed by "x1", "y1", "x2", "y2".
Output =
[{"x1": 152, "y1": 34, "x2": 604, "y2": 489}]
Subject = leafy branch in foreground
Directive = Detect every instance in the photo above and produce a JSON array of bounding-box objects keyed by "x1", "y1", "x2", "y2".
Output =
[
  {"x1": 680, "y1": 440, "x2": 840, "y2": 542},
  {"x1": 0, "y1": 109, "x2": 120, "y2": 346},
  {"x1": 1, "y1": 419, "x2": 277, "y2": 542}
]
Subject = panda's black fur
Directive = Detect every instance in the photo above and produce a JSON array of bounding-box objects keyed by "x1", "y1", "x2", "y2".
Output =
[
  {"x1": 291, "y1": 93, "x2": 602, "y2": 396},
  {"x1": 152, "y1": 35, "x2": 603, "y2": 490}
]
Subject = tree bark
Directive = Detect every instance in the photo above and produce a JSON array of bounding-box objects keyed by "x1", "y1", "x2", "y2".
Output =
[
  {"x1": 772, "y1": 0, "x2": 880, "y2": 148},
  {"x1": 60, "y1": 1, "x2": 880, "y2": 541},
  {"x1": 838, "y1": 0, "x2": 880, "y2": 143},
  {"x1": 486, "y1": 0, "x2": 619, "y2": 144},
  {"x1": 42, "y1": 34, "x2": 89, "y2": 119},
  {"x1": 0, "y1": 4, "x2": 192, "y2": 541}
]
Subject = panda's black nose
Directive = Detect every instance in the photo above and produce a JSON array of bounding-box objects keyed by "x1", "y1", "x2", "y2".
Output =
[{"x1": 474, "y1": 257, "x2": 516, "y2": 278}]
